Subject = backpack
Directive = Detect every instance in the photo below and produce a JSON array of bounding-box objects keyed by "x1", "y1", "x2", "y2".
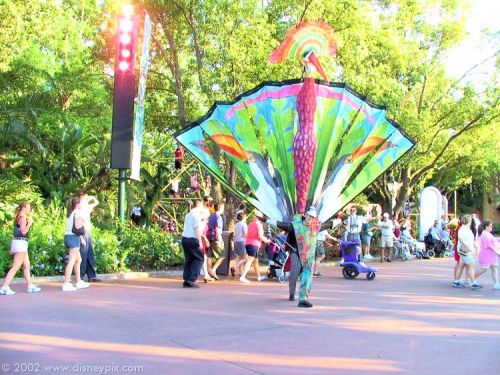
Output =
[{"x1": 207, "y1": 213, "x2": 219, "y2": 241}]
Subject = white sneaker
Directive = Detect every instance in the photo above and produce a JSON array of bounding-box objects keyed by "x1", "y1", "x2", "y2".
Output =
[
  {"x1": 75, "y1": 281, "x2": 90, "y2": 289},
  {"x1": 26, "y1": 284, "x2": 42, "y2": 293},
  {"x1": 0, "y1": 287, "x2": 15, "y2": 296},
  {"x1": 364, "y1": 254, "x2": 373, "y2": 260},
  {"x1": 239, "y1": 276, "x2": 250, "y2": 283},
  {"x1": 339, "y1": 259, "x2": 345, "y2": 266},
  {"x1": 257, "y1": 276, "x2": 266, "y2": 282},
  {"x1": 493, "y1": 284, "x2": 500, "y2": 290},
  {"x1": 62, "y1": 283, "x2": 78, "y2": 292}
]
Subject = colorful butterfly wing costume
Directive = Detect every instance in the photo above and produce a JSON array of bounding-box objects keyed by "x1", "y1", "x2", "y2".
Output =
[{"x1": 174, "y1": 80, "x2": 414, "y2": 222}]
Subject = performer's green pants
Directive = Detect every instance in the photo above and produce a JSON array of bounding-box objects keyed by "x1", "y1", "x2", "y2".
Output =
[{"x1": 299, "y1": 247, "x2": 315, "y2": 301}]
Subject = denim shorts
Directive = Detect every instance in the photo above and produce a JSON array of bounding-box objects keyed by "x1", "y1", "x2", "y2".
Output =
[
  {"x1": 245, "y1": 244, "x2": 259, "y2": 258},
  {"x1": 64, "y1": 234, "x2": 80, "y2": 249},
  {"x1": 315, "y1": 241, "x2": 325, "y2": 257}
]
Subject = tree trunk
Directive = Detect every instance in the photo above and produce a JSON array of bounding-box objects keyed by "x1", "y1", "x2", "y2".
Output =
[{"x1": 163, "y1": 28, "x2": 187, "y2": 127}]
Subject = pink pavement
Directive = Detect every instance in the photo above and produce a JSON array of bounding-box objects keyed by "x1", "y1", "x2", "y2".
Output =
[{"x1": 0, "y1": 258, "x2": 499, "y2": 374}]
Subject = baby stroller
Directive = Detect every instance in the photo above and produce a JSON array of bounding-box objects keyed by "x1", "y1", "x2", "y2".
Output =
[
  {"x1": 266, "y1": 235, "x2": 290, "y2": 283},
  {"x1": 340, "y1": 240, "x2": 377, "y2": 281}
]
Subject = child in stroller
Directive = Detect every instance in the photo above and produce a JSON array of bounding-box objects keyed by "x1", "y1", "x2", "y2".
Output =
[
  {"x1": 339, "y1": 239, "x2": 377, "y2": 280},
  {"x1": 266, "y1": 234, "x2": 290, "y2": 283}
]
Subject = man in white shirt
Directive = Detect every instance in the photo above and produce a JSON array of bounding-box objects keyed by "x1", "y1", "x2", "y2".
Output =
[
  {"x1": 453, "y1": 214, "x2": 482, "y2": 289},
  {"x1": 378, "y1": 213, "x2": 394, "y2": 262},
  {"x1": 182, "y1": 200, "x2": 204, "y2": 288}
]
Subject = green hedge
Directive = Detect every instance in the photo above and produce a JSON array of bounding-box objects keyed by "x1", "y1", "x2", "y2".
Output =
[{"x1": 1, "y1": 216, "x2": 184, "y2": 277}]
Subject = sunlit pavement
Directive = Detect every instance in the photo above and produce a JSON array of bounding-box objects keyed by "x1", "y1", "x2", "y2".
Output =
[{"x1": 1, "y1": 258, "x2": 499, "y2": 374}]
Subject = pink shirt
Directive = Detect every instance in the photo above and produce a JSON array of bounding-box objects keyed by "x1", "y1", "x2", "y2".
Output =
[
  {"x1": 245, "y1": 220, "x2": 265, "y2": 248},
  {"x1": 478, "y1": 231, "x2": 499, "y2": 266}
]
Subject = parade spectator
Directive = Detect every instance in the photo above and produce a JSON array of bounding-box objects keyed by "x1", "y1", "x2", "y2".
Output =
[
  {"x1": 130, "y1": 205, "x2": 144, "y2": 226},
  {"x1": 199, "y1": 206, "x2": 214, "y2": 283},
  {"x1": 440, "y1": 224, "x2": 453, "y2": 251},
  {"x1": 471, "y1": 213, "x2": 481, "y2": 240},
  {"x1": 393, "y1": 219, "x2": 401, "y2": 239},
  {"x1": 170, "y1": 178, "x2": 180, "y2": 198},
  {"x1": 313, "y1": 229, "x2": 333, "y2": 276},
  {"x1": 232, "y1": 211, "x2": 248, "y2": 277},
  {"x1": 181, "y1": 200, "x2": 204, "y2": 288},
  {"x1": 453, "y1": 214, "x2": 482, "y2": 289},
  {"x1": 190, "y1": 173, "x2": 199, "y2": 195},
  {"x1": 62, "y1": 198, "x2": 90, "y2": 291},
  {"x1": 401, "y1": 216, "x2": 417, "y2": 253},
  {"x1": 379, "y1": 213, "x2": 394, "y2": 262},
  {"x1": 361, "y1": 214, "x2": 375, "y2": 260},
  {"x1": 207, "y1": 202, "x2": 225, "y2": 279},
  {"x1": 0, "y1": 202, "x2": 41, "y2": 296},
  {"x1": 428, "y1": 220, "x2": 445, "y2": 253},
  {"x1": 203, "y1": 195, "x2": 214, "y2": 215},
  {"x1": 79, "y1": 193, "x2": 101, "y2": 282},
  {"x1": 174, "y1": 145, "x2": 184, "y2": 170},
  {"x1": 475, "y1": 220, "x2": 500, "y2": 289},
  {"x1": 240, "y1": 211, "x2": 270, "y2": 283},
  {"x1": 346, "y1": 206, "x2": 362, "y2": 242}
]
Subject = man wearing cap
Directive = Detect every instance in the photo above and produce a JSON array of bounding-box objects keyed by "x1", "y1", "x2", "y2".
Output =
[
  {"x1": 268, "y1": 207, "x2": 340, "y2": 308},
  {"x1": 379, "y1": 213, "x2": 394, "y2": 262}
]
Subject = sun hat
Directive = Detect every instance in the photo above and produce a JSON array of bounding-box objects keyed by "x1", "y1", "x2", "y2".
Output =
[
  {"x1": 254, "y1": 210, "x2": 263, "y2": 218},
  {"x1": 383, "y1": 212, "x2": 389, "y2": 218},
  {"x1": 305, "y1": 207, "x2": 317, "y2": 218}
]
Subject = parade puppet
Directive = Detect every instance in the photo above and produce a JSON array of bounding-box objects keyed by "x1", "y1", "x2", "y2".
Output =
[{"x1": 175, "y1": 21, "x2": 415, "y2": 307}]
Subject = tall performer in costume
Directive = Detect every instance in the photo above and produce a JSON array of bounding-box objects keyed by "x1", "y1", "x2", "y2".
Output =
[{"x1": 175, "y1": 21, "x2": 416, "y2": 307}]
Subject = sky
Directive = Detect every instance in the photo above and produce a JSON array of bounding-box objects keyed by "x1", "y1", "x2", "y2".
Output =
[{"x1": 444, "y1": 0, "x2": 499, "y2": 85}]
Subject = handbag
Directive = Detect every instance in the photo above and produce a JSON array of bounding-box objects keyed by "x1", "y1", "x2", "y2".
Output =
[
  {"x1": 71, "y1": 214, "x2": 86, "y2": 236},
  {"x1": 457, "y1": 238, "x2": 470, "y2": 256}
]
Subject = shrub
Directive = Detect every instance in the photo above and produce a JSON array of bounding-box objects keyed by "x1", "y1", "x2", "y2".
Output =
[{"x1": 118, "y1": 225, "x2": 183, "y2": 271}]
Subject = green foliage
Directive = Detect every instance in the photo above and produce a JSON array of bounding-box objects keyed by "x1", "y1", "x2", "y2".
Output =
[{"x1": 118, "y1": 225, "x2": 184, "y2": 271}]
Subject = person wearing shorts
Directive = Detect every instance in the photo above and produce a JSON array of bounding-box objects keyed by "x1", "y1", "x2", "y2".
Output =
[
  {"x1": 379, "y1": 213, "x2": 394, "y2": 262},
  {"x1": 313, "y1": 230, "x2": 332, "y2": 277},
  {"x1": 0, "y1": 202, "x2": 41, "y2": 296},
  {"x1": 62, "y1": 197, "x2": 90, "y2": 292},
  {"x1": 207, "y1": 203, "x2": 225, "y2": 279},
  {"x1": 199, "y1": 206, "x2": 214, "y2": 283},
  {"x1": 232, "y1": 211, "x2": 248, "y2": 276},
  {"x1": 474, "y1": 220, "x2": 500, "y2": 289},
  {"x1": 240, "y1": 211, "x2": 270, "y2": 283},
  {"x1": 452, "y1": 214, "x2": 482, "y2": 289}
]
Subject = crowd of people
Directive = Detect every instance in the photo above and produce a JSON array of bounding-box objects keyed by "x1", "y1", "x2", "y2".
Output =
[{"x1": 2, "y1": 197, "x2": 498, "y2": 300}]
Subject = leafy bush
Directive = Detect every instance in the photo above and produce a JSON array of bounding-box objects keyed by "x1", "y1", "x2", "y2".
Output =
[
  {"x1": 118, "y1": 225, "x2": 184, "y2": 271},
  {"x1": 1, "y1": 205, "x2": 184, "y2": 277}
]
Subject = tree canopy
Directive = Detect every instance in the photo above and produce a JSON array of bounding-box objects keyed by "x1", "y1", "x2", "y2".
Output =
[{"x1": 0, "y1": 0, "x2": 498, "y2": 223}]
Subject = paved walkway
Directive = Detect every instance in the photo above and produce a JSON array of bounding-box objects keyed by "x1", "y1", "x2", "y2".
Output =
[{"x1": 1, "y1": 258, "x2": 499, "y2": 374}]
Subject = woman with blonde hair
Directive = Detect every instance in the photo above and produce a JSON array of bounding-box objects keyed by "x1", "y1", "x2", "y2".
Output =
[
  {"x1": 62, "y1": 197, "x2": 90, "y2": 291},
  {"x1": 0, "y1": 202, "x2": 41, "y2": 296}
]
